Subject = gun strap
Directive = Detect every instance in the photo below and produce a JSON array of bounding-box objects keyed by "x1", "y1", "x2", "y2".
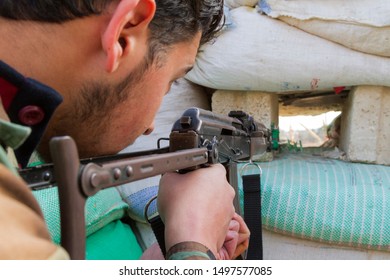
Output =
[
  {"x1": 149, "y1": 215, "x2": 167, "y2": 258},
  {"x1": 242, "y1": 174, "x2": 263, "y2": 260}
]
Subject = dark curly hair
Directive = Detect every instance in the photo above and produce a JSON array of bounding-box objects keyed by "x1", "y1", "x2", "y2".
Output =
[{"x1": 0, "y1": 0, "x2": 224, "y2": 53}]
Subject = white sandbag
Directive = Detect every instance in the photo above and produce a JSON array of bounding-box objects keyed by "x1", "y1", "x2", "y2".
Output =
[
  {"x1": 186, "y1": 7, "x2": 390, "y2": 92},
  {"x1": 259, "y1": 0, "x2": 390, "y2": 27},
  {"x1": 258, "y1": 0, "x2": 390, "y2": 57},
  {"x1": 225, "y1": 0, "x2": 258, "y2": 9},
  {"x1": 278, "y1": 16, "x2": 390, "y2": 57}
]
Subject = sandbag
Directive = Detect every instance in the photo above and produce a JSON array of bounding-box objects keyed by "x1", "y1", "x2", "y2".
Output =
[
  {"x1": 259, "y1": 0, "x2": 390, "y2": 27},
  {"x1": 186, "y1": 7, "x2": 390, "y2": 92},
  {"x1": 225, "y1": 0, "x2": 258, "y2": 9},
  {"x1": 277, "y1": 17, "x2": 390, "y2": 57},
  {"x1": 258, "y1": 0, "x2": 390, "y2": 57}
]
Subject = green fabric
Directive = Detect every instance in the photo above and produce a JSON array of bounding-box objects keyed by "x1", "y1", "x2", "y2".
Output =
[
  {"x1": 33, "y1": 184, "x2": 144, "y2": 260},
  {"x1": 86, "y1": 220, "x2": 142, "y2": 260},
  {"x1": 238, "y1": 150, "x2": 390, "y2": 251},
  {"x1": 0, "y1": 119, "x2": 31, "y2": 174},
  {"x1": 33, "y1": 187, "x2": 130, "y2": 244},
  {"x1": 0, "y1": 145, "x2": 16, "y2": 174},
  {"x1": 0, "y1": 119, "x2": 31, "y2": 149},
  {"x1": 26, "y1": 151, "x2": 45, "y2": 167}
]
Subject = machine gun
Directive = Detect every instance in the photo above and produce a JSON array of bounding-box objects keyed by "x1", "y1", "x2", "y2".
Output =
[{"x1": 20, "y1": 107, "x2": 272, "y2": 260}]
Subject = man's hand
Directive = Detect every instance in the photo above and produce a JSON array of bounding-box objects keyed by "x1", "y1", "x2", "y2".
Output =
[
  {"x1": 216, "y1": 213, "x2": 250, "y2": 260},
  {"x1": 157, "y1": 164, "x2": 236, "y2": 257},
  {"x1": 140, "y1": 212, "x2": 250, "y2": 260},
  {"x1": 140, "y1": 242, "x2": 164, "y2": 260}
]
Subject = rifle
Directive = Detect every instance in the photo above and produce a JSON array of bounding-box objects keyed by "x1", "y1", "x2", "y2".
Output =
[{"x1": 20, "y1": 107, "x2": 272, "y2": 260}]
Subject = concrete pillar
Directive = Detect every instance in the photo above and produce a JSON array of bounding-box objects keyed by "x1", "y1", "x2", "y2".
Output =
[
  {"x1": 212, "y1": 90, "x2": 279, "y2": 128},
  {"x1": 339, "y1": 86, "x2": 390, "y2": 165}
]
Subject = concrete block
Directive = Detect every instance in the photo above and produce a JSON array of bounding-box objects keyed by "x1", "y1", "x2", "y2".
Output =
[
  {"x1": 212, "y1": 90, "x2": 279, "y2": 128},
  {"x1": 339, "y1": 86, "x2": 390, "y2": 165}
]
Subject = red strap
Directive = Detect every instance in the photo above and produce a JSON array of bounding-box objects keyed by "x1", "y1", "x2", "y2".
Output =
[{"x1": 0, "y1": 77, "x2": 18, "y2": 110}]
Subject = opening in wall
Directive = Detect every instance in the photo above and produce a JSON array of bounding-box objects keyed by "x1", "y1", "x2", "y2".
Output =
[{"x1": 278, "y1": 111, "x2": 341, "y2": 148}]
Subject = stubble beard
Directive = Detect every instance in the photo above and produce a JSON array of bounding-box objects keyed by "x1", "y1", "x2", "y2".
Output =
[{"x1": 38, "y1": 59, "x2": 150, "y2": 161}]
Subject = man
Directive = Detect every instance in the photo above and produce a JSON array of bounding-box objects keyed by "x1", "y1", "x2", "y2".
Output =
[{"x1": 0, "y1": 0, "x2": 249, "y2": 260}]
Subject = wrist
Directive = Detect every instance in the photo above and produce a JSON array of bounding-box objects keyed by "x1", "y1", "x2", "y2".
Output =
[
  {"x1": 164, "y1": 221, "x2": 218, "y2": 257},
  {"x1": 166, "y1": 242, "x2": 216, "y2": 260}
]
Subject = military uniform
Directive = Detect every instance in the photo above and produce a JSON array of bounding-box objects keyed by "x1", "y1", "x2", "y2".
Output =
[{"x1": 0, "y1": 79, "x2": 68, "y2": 259}]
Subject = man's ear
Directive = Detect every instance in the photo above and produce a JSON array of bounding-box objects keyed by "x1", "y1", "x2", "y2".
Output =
[{"x1": 102, "y1": 0, "x2": 156, "y2": 73}]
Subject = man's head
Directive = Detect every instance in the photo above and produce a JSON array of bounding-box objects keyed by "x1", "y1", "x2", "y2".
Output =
[
  {"x1": 0, "y1": 0, "x2": 224, "y2": 160},
  {"x1": 0, "y1": 0, "x2": 223, "y2": 64}
]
